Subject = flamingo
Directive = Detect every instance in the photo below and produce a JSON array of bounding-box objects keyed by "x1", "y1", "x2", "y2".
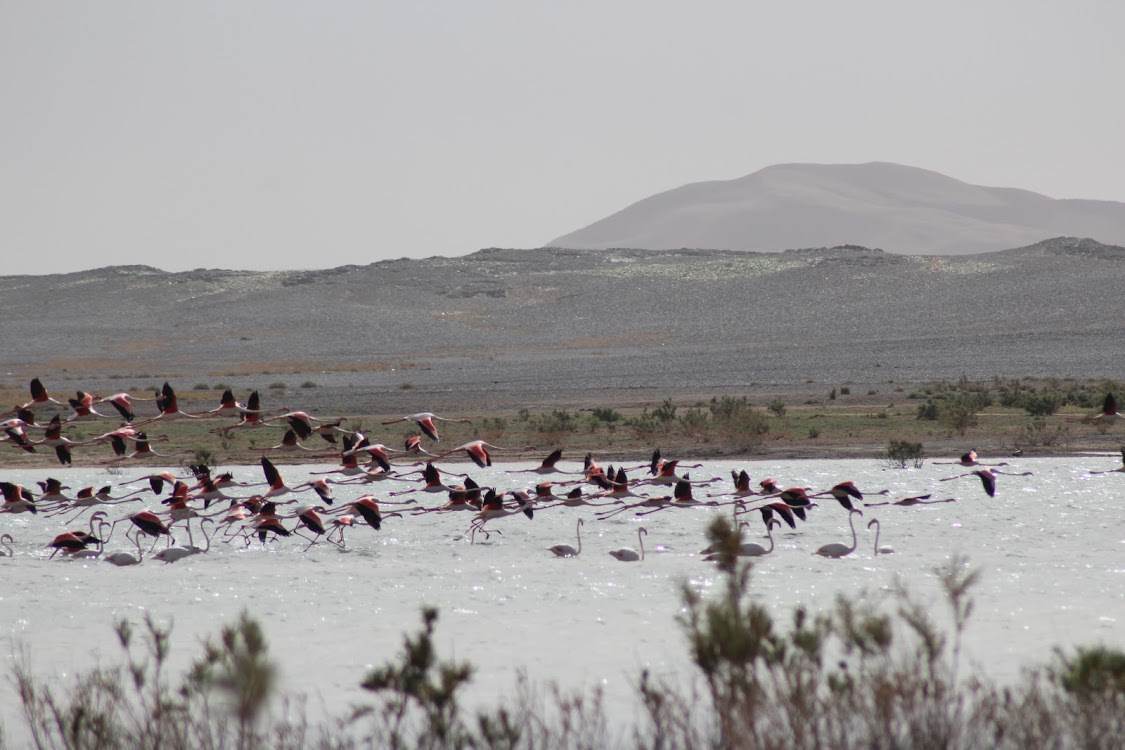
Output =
[
  {"x1": 35, "y1": 415, "x2": 86, "y2": 465},
  {"x1": 104, "y1": 530, "x2": 144, "y2": 566},
  {"x1": 112, "y1": 509, "x2": 175, "y2": 551},
  {"x1": 547, "y1": 518, "x2": 584, "y2": 558},
  {"x1": 431, "y1": 439, "x2": 533, "y2": 468},
  {"x1": 536, "y1": 485, "x2": 622, "y2": 510},
  {"x1": 288, "y1": 505, "x2": 340, "y2": 551},
  {"x1": 1066, "y1": 393, "x2": 1121, "y2": 428},
  {"x1": 411, "y1": 478, "x2": 485, "y2": 515},
  {"x1": 381, "y1": 412, "x2": 471, "y2": 442},
  {"x1": 867, "y1": 518, "x2": 895, "y2": 555},
  {"x1": 94, "y1": 392, "x2": 143, "y2": 422},
  {"x1": 702, "y1": 519, "x2": 781, "y2": 562},
  {"x1": 337, "y1": 496, "x2": 401, "y2": 531},
  {"x1": 508, "y1": 448, "x2": 581, "y2": 476},
  {"x1": 389, "y1": 461, "x2": 466, "y2": 497},
  {"x1": 211, "y1": 391, "x2": 268, "y2": 434},
  {"x1": 609, "y1": 526, "x2": 647, "y2": 562},
  {"x1": 811, "y1": 481, "x2": 888, "y2": 511},
  {"x1": 814, "y1": 509, "x2": 863, "y2": 558},
  {"x1": 865, "y1": 494, "x2": 957, "y2": 507},
  {"x1": 249, "y1": 429, "x2": 322, "y2": 453},
  {"x1": 154, "y1": 519, "x2": 214, "y2": 562},
  {"x1": 467, "y1": 490, "x2": 534, "y2": 543},
  {"x1": 0, "y1": 533, "x2": 13, "y2": 558},
  {"x1": 35, "y1": 477, "x2": 72, "y2": 508},
  {"x1": 46, "y1": 511, "x2": 110, "y2": 559},
  {"x1": 934, "y1": 450, "x2": 1008, "y2": 467},
  {"x1": 0, "y1": 482, "x2": 38, "y2": 515},
  {"x1": 17, "y1": 377, "x2": 65, "y2": 411},
  {"x1": 106, "y1": 432, "x2": 187, "y2": 462},
  {"x1": 64, "y1": 391, "x2": 116, "y2": 422},
  {"x1": 938, "y1": 467, "x2": 1030, "y2": 497},
  {"x1": 132, "y1": 382, "x2": 202, "y2": 426},
  {"x1": 706, "y1": 468, "x2": 757, "y2": 500},
  {"x1": 1089, "y1": 447, "x2": 1125, "y2": 474}
]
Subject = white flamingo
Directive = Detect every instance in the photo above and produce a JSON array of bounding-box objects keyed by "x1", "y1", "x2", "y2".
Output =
[
  {"x1": 548, "y1": 518, "x2": 583, "y2": 558},
  {"x1": 702, "y1": 519, "x2": 780, "y2": 561},
  {"x1": 814, "y1": 509, "x2": 862, "y2": 559},
  {"x1": 867, "y1": 518, "x2": 895, "y2": 555},
  {"x1": 609, "y1": 526, "x2": 647, "y2": 562}
]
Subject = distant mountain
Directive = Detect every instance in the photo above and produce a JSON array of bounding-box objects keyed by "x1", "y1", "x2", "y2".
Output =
[{"x1": 547, "y1": 162, "x2": 1125, "y2": 255}]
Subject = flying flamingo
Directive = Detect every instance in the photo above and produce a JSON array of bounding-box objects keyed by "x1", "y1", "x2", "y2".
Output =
[
  {"x1": 211, "y1": 391, "x2": 268, "y2": 434},
  {"x1": 865, "y1": 494, "x2": 957, "y2": 507},
  {"x1": 867, "y1": 518, "x2": 895, "y2": 555},
  {"x1": 635, "y1": 476, "x2": 721, "y2": 517},
  {"x1": 288, "y1": 505, "x2": 342, "y2": 551},
  {"x1": 535, "y1": 485, "x2": 623, "y2": 511},
  {"x1": 0, "y1": 482, "x2": 38, "y2": 515},
  {"x1": 111, "y1": 509, "x2": 176, "y2": 551},
  {"x1": 16, "y1": 377, "x2": 65, "y2": 411},
  {"x1": 106, "y1": 432, "x2": 188, "y2": 462},
  {"x1": 389, "y1": 462, "x2": 467, "y2": 497},
  {"x1": 938, "y1": 467, "x2": 1030, "y2": 497},
  {"x1": 507, "y1": 448, "x2": 580, "y2": 476},
  {"x1": 249, "y1": 429, "x2": 323, "y2": 453},
  {"x1": 1066, "y1": 393, "x2": 1121, "y2": 429},
  {"x1": 64, "y1": 391, "x2": 117, "y2": 422},
  {"x1": 609, "y1": 527, "x2": 648, "y2": 562},
  {"x1": 933, "y1": 450, "x2": 1008, "y2": 467},
  {"x1": 810, "y1": 481, "x2": 889, "y2": 511},
  {"x1": 467, "y1": 489, "x2": 534, "y2": 543},
  {"x1": 706, "y1": 469, "x2": 757, "y2": 500},
  {"x1": 35, "y1": 477, "x2": 72, "y2": 508},
  {"x1": 132, "y1": 382, "x2": 202, "y2": 426},
  {"x1": 411, "y1": 478, "x2": 486, "y2": 515},
  {"x1": 334, "y1": 496, "x2": 402, "y2": 531},
  {"x1": 35, "y1": 415, "x2": 86, "y2": 465},
  {"x1": 548, "y1": 518, "x2": 584, "y2": 558},
  {"x1": 381, "y1": 412, "x2": 471, "y2": 442},
  {"x1": 814, "y1": 509, "x2": 863, "y2": 559},
  {"x1": 95, "y1": 392, "x2": 146, "y2": 422},
  {"x1": 1089, "y1": 447, "x2": 1125, "y2": 474}
]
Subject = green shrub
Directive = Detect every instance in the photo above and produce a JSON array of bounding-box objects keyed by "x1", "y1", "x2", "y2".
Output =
[
  {"x1": 885, "y1": 439, "x2": 925, "y2": 468},
  {"x1": 767, "y1": 399, "x2": 786, "y2": 417}
]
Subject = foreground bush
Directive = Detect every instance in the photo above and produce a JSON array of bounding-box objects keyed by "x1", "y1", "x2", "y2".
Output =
[{"x1": 6, "y1": 525, "x2": 1122, "y2": 749}]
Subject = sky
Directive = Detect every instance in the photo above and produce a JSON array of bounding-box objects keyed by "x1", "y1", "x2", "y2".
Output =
[{"x1": 2, "y1": 1, "x2": 1124, "y2": 275}]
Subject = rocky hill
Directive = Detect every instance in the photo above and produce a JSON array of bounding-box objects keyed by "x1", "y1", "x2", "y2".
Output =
[
  {"x1": 2, "y1": 237, "x2": 1123, "y2": 411},
  {"x1": 548, "y1": 163, "x2": 1125, "y2": 255}
]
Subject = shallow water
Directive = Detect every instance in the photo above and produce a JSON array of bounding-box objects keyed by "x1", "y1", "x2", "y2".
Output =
[{"x1": 1, "y1": 457, "x2": 1122, "y2": 740}]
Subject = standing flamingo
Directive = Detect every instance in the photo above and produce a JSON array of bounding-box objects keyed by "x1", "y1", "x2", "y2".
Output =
[
  {"x1": 814, "y1": 509, "x2": 862, "y2": 558},
  {"x1": 867, "y1": 518, "x2": 895, "y2": 555},
  {"x1": 548, "y1": 518, "x2": 584, "y2": 558},
  {"x1": 702, "y1": 519, "x2": 781, "y2": 562},
  {"x1": 0, "y1": 533, "x2": 13, "y2": 557},
  {"x1": 609, "y1": 526, "x2": 647, "y2": 562}
]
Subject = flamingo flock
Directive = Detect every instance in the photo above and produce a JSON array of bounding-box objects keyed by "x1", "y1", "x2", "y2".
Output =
[{"x1": 1, "y1": 377, "x2": 1115, "y2": 565}]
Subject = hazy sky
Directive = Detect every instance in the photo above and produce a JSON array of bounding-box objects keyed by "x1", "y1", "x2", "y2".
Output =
[{"x1": 3, "y1": 2, "x2": 1123, "y2": 275}]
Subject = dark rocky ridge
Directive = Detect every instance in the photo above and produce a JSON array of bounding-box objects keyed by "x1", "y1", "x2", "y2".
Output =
[{"x1": 2, "y1": 237, "x2": 1122, "y2": 413}]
